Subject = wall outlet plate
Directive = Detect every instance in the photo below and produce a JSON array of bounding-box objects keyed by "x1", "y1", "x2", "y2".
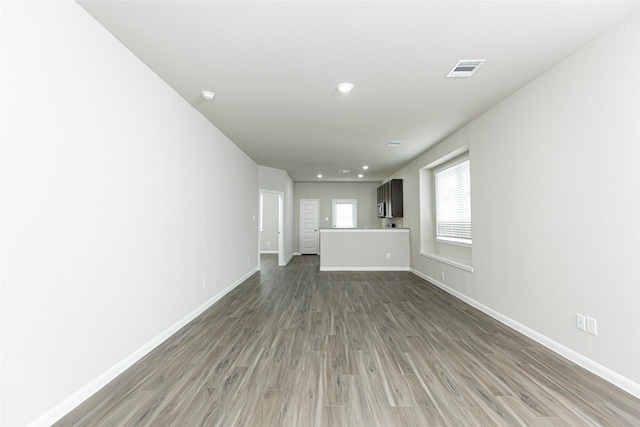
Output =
[
  {"x1": 576, "y1": 313, "x2": 586, "y2": 331},
  {"x1": 586, "y1": 317, "x2": 597, "y2": 335}
]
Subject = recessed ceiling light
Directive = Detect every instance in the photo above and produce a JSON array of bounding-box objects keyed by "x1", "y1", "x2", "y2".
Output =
[
  {"x1": 362, "y1": 165, "x2": 369, "y2": 170},
  {"x1": 358, "y1": 174, "x2": 364, "y2": 178},
  {"x1": 201, "y1": 90, "x2": 215, "y2": 101},
  {"x1": 337, "y1": 82, "x2": 354, "y2": 93},
  {"x1": 387, "y1": 141, "x2": 402, "y2": 147},
  {"x1": 317, "y1": 174, "x2": 323, "y2": 178}
]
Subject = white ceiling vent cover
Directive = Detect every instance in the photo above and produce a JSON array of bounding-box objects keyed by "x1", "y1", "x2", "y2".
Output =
[{"x1": 446, "y1": 59, "x2": 486, "y2": 78}]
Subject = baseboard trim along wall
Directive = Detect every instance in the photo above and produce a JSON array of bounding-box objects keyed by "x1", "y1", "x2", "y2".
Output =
[
  {"x1": 282, "y1": 252, "x2": 295, "y2": 266},
  {"x1": 320, "y1": 266, "x2": 411, "y2": 272},
  {"x1": 260, "y1": 250, "x2": 278, "y2": 254},
  {"x1": 30, "y1": 267, "x2": 259, "y2": 427},
  {"x1": 410, "y1": 268, "x2": 640, "y2": 400}
]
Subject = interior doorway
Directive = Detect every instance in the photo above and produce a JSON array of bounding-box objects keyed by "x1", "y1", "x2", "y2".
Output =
[{"x1": 259, "y1": 190, "x2": 284, "y2": 267}]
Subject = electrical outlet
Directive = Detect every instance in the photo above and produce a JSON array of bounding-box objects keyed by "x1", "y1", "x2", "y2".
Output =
[
  {"x1": 586, "y1": 317, "x2": 597, "y2": 335},
  {"x1": 576, "y1": 314, "x2": 586, "y2": 331},
  {"x1": 267, "y1": 241, "x2": 271, "y2": 246},
  {"x1": 386, "y1": 252, "x2": 391, "y2": 259},
  {"x1": 202, "y1": 277, "x2": 207, "y2": 289}
]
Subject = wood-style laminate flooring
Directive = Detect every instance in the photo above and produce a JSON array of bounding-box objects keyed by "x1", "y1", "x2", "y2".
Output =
[{"x1": 56, "y1": 254, "x2": 640, "y2": 426}]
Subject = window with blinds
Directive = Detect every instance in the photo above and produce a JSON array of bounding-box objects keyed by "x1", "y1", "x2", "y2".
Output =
[{"x1": 434, "y1": 157, "x2": 471, "y2": 244}]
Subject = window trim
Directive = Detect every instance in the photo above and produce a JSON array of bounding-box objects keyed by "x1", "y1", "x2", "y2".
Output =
[
  {"x1": 420, "y1": 251, "x2": 473, "y2": 272},
  {"x1": 418, "y1": 145, "x2": 473, "y2": 272},
  {"x1": 332, "y1": 199, "x2": 357, "y2": 228}
]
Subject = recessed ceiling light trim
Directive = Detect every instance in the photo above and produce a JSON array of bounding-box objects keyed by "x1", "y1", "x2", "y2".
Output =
[
  {"x1": 446, "y1": 59, "x2": 486, "y2": 78},
  {"x1": 201, "y1": 90, "x2": 215, "y2": 100},
  {"x1": 362, "y1": 165, "x2": 369, "y2": 170},
  {"x1": 337, "y1": 82, "x2": 354, "y2": 93},
  {"x1": 317, "y1": 174, "x2": 323, "y2": 178}
]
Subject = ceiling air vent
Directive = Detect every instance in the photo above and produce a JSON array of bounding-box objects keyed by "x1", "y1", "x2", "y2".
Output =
[
  {"x1": 339, "y1": 169, "x2": 351, "y2": 174},
  {"x1": 446, "y1": 59, "x2": 486, "y2": 78}
]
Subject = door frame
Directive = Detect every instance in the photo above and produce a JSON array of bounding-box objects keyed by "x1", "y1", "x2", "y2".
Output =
[
  {"x1": 299, "y1": 199, "x2": 320, "y2": 255},
  {"x1": 259, "y1": 190, "x2": 285, "y2": 268}
]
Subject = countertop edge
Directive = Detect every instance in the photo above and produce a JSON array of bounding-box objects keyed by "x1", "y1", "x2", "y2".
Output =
[{"x1": 319, "y1": 228, "x2": 409, "y2": 232}]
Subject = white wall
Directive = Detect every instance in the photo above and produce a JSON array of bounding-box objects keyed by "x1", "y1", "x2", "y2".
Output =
[
  {"x1": 294, "y1": 182, "x2": 379, "y2": 253},
  {"x1": 392, "y1": 12, "x2": 640, "y2": 394},
  {"x1": 258, "y1": 165, "x2": 294, "y2": 263},
  {"x1": 1, "y1": 2, "x2": 259, "y2": 425},
  {"x1": 260, "y1": 192, "x2": 279, "y2": 252}
]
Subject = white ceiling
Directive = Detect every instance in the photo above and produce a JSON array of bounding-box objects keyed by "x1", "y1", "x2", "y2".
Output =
[{"x1": 78, "y1": 1, "x2": 640, "y2": 182}]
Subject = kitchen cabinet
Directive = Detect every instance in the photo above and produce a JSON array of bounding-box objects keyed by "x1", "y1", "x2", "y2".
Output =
[
  {"x1": 377, "y1": 185, "x2": 385, "y2": 217},
  {"x1": 376, "y1": 179, "x2": 403, "y2": 218}
]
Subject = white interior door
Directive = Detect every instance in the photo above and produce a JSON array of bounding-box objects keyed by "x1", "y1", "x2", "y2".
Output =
[{"x1": 300, "y1": 199, "x2": 319, "y2": 254}]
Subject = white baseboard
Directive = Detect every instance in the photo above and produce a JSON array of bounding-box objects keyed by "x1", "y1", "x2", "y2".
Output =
[
  {"x1": 30, "y1": 267, "x2": 259, "y2": 427},
  {"x1": 260, "y1": 250, "x2": 278, "y2": 254},
  {"x1": 281, "y1": 252, "x2": 295, "y2": 266},
  {"x1": 410, "y1": 268, "x2": 640, "y2": 400},
  {"x1": 293, "y1": 251, "x2": 301, "y2": 256},
  {"x1": 320, "y1": 266, "x2": 411, "y2": 272}
]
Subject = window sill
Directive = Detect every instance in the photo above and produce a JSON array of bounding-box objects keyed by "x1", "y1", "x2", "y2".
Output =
[
  {"x1": 420, "y1": 251, "x2": 473, "y2": 272},
  {"x1": 436, "y1": 237, "x2": 471, "y2": 248}
]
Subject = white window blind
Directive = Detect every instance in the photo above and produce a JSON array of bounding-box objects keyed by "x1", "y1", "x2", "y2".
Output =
[{"x1": 434, "y1": 158, "x2": 471, "y2": 244}]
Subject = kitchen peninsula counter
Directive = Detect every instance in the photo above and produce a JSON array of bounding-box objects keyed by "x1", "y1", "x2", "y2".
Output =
[{"x1": 319, "y1": 228, "x2": 410, "y2": 271}]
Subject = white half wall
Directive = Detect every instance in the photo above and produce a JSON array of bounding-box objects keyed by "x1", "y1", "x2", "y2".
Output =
[
  {"x1": 1, "y1": 2, "x2": 259, "y2": 425},
  {"x1": 391, "y1": 12, "x2": 640, "y2": 395},
  {"x1": 320, "y1": 229, "x2": 410, "y2": 271}
]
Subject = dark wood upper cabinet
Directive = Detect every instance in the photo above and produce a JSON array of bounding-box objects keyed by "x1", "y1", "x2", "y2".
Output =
[{"x1": 376, "y1": 179, "x2": 403, "y2": 218}]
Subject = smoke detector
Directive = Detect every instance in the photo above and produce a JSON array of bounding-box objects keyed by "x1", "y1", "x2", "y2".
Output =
[{"x1": 446, "y1": 60, "x2": 486, "y2": 78}]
